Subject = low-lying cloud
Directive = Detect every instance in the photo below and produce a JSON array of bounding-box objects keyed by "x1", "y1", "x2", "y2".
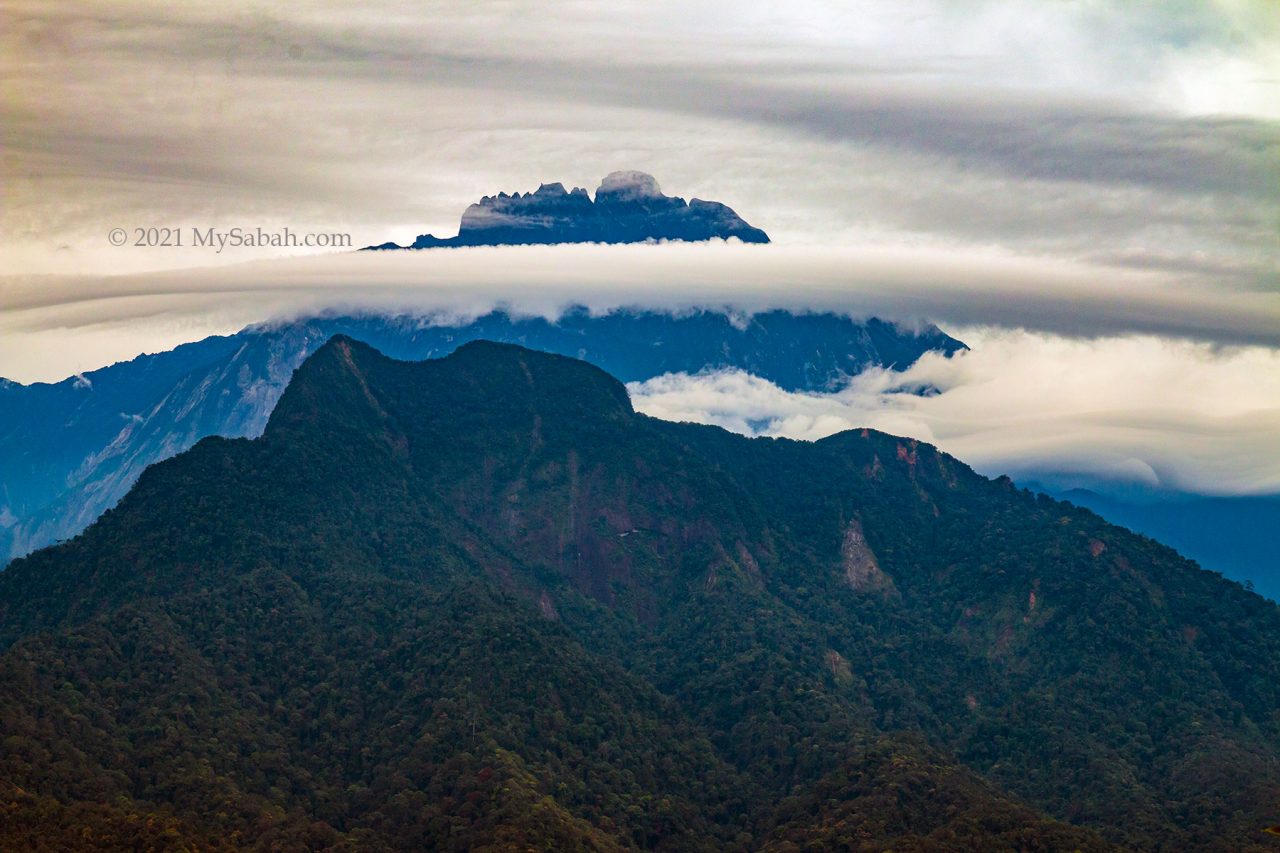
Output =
[
  {"x1": 629, "y1": 329, "x2": 1280, "y2": 497},
  {"x1": 1, "y1": 242, "x2": 1275, "y2": 498},
  {"x1": 2, "y1": 242, "x2": 1278, "y2": 384},
  {"x1": 2, "y1": 244, "x2": 1274, "y2": 500}
]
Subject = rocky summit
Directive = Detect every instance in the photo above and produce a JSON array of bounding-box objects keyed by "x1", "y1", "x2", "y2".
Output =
[{"x1": 364, "y1": 171, "x2": 769, "y2": 249}]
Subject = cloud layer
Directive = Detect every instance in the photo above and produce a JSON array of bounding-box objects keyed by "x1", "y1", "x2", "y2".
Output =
[
  {"x1": 2, "y1": 242, "x2": 1278, "y2": 382},
  {"x1": 630, "y1": 329, "x2": 1280, "y2": 496},
  {"x1": 2, "y1": 245, "x2": 1275, "y2": 498},
  {"x1": 3, "y1": 0, "x2": 1277, "y2": 291}
]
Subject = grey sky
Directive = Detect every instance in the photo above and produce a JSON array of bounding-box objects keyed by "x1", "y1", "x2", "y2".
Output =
[{"x1": 2, "y1": 0, "x2": 1276, "y2": 279}]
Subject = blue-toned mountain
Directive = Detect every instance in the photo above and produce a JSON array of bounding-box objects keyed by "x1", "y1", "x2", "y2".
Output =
[{"x1": 1032, "y1": 485, "x2": 1280, "y2": 601}]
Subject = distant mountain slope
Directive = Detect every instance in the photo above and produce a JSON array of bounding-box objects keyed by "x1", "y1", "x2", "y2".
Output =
[
  {"x1": 2, "y1": 338, "x2": 1278, "y2": 849},
  {"x1": 364, "y1": 171, "x2": 769, "y2": 249},
  {"x1": 1038, "y1": 487, "x2": 1280, "y2": 600},
  {"x1": 0, "y1": 309, "x2": 963, "y2": 562}
]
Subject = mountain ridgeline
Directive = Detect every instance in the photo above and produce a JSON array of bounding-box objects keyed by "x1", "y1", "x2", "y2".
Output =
[
  {"x1": 2, "y1": 338, "x2": 1279, "y2": 850},
  {"x1": 363, "y1": 171, "x2": 769, "y2": 249},
  {"x1": 0, "y1": 309, "x2": 963, "y2": 562}
]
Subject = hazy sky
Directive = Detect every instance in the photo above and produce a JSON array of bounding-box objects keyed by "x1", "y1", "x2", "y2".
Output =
[
  {"x1": 1, "y1": 0, "x2": 1277, "y2": 495},
  {"x1": 3, "y1": 0, "x2": 1276, "y2": 277}
]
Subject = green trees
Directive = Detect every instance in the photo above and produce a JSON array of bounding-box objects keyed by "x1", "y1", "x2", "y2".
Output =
[{"x1": 1, "y1": 338, "x2": 1277, "y2": 850}]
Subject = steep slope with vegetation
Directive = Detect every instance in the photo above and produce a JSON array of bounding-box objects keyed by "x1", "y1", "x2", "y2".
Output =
[{"x1": 2, "y1": 338, "x2": 1278, "y2": 850}]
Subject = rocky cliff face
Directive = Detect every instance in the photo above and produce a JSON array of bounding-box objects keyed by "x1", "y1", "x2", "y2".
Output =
[{"x1": 365, "y1": 171, "x2": 769, "y2": 248}]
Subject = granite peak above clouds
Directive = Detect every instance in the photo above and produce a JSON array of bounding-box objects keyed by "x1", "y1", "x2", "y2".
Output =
[{"x1": 365, "y1": 171, "x2": 769, "y2": 249}]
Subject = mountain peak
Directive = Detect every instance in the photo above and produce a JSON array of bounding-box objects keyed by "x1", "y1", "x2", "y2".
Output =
[
  {"x1": 268, "y1": 336, "x2": 635, "y2": 449},
  {"x1": 264, "y1": 333, "x2": 401, "y2": 446},
  {"x1": 363, "y1": 171, "x2": 769, "y2": 249},
  {"x1": 595, "y1": 170, "x2": 663, "y2": 201},
  {"x1": 431, "y1": 338, "x2": 637, "y2": 422}
]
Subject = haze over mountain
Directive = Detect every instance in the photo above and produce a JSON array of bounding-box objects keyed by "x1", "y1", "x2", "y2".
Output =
[
  {"x1": 0, "y1": 309, "x2": 961, "y2": 562},
  {"x1": 2, "y1": 338, "x2": 1279, "y2": 850},
  {"x1": 364, "y1": 171, "x2": 769, "y2": 249}
]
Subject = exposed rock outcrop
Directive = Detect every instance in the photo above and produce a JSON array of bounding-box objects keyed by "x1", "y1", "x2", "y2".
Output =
[{"x1": 841, "y1": 519, "x2": 898, "y2": 597}]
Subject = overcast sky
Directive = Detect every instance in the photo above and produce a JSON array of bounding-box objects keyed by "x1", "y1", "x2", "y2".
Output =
[
  {"x1": 1, "y1": 0, "x2": 1276, "y2": 494},
  {"x1": 3, "y1": 0, "x2": 1276, "y2": 278}
]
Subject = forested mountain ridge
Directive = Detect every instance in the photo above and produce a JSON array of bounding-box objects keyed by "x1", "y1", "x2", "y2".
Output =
[
  {"x1": 0, "y1": 308, "x2": 962, "y2": 562},
  {"x1": 2, "y1": 338, "x2": 1278, "y2": 850}
]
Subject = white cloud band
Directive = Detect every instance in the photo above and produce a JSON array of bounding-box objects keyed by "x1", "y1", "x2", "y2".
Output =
[{"x1": 630, "y1": 329, "x2": 1280, "y2": 496}]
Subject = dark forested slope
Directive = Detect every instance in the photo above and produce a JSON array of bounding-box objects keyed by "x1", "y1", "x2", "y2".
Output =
[{"x1": 2, "y1": 339, "x2": 1278, "y2": 850}]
